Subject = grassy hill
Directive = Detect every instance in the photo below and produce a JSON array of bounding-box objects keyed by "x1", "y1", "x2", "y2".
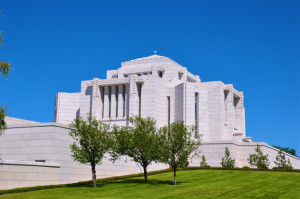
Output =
[{"x1": 1, "y1": 169, "x2": 300, "y2": 199}]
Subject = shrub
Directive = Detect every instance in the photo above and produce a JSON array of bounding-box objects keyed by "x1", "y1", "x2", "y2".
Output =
[
  {"x1": 200, "y1": 155, "x2": 208, "y2": 168},
  {"x1": 274, "y1": 150, "x2": 293, "y2": 171},
  {"x1": 220, "y1": 146, "x2": 235, "y2": 168},
  {"x1": 242, "y1": 166, "x2": 250, "y2": 169},
  {"x1": 248, "y1": 145, "x2": 270, "y2": 169}
]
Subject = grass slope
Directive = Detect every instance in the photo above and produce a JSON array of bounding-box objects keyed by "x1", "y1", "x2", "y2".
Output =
[{"x1": 1, "y1": 170, "x2": 300, "y2": 199}]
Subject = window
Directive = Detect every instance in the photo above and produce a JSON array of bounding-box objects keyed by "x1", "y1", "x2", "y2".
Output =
[
  {"x1": 109, "y1": 86, "x2": 111, "y2": 118},
  {"x1": 195, "y1": 93, "x2": 199, "y2": 137},
  {"x1": 137, "y1": 83, "x2": 142, "y2": 116},
  {"x1": 167, "y1": 96, "x2": 171, "y2": 125},
  {"x1": 234, "y1": 97, "x2": 239, "y2": 108},
  {"x1": 122, "y1": 85, "x2": 126, "y2": 117},
  {"x1": 178, "y1": 72, "x2": 183, "y2": 80},
  {"x1": 101, "y1": 87, "x2": 105, "y2": 119},
  {"x1": 158, "y1": 71, "x2": 164, "y2": 78},
  {"x1": 116, "y1": 86, "x2": 118, "y2": 118},
  {"x1": 124, "y1": 74, "x2": 128, "y2": 78},
  {"x1": 35, "y1": 160, "x2": 46, "y2": 163}
]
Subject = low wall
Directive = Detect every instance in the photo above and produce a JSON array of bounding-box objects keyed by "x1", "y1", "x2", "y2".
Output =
[
  {"x1": 190, "y1": 141, "x2": 300, "y2": 169},
  {"x1": 0, "y1": 160, "x2": 60, "y2": 190}
]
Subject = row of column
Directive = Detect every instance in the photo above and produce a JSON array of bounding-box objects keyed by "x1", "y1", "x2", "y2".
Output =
[{"x1": 102, "y1": 84, "x2": 129, "y2": 119}]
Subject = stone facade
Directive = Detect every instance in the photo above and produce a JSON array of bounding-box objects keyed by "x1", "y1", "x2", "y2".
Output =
[{"x1": 55, "y1": 55, "x2": 248, "y2": 143}]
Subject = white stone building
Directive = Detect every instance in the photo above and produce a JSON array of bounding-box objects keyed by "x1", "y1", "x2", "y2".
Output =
[
  {"x1": 55, "y1": 54, "x2": 248, "y2": 143},
  {"x1": 1, "y1": 54, "x2": 299, "y2": 190}
]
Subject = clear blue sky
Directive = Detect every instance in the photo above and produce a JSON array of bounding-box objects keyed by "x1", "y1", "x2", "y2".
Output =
[{"x1": 1, "y1": 1, "x2": 299, "y2": 153}]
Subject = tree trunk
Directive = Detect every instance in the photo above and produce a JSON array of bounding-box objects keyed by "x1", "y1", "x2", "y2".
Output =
[
  {"x1": 143, "y1": 165, "x2": 148, "y2": 183},
  {"x1": 92, "y1": 164, "x2": 97, "y2": 187},
  {"x1": 173, "y1": 168, "x2": 177, "y2": 185}
]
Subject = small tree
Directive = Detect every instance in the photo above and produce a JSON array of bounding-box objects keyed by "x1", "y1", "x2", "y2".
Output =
[
  {"x1": 0, "y1": 17, "x2": 11, "y2": 131},
  {"x1": 200, "y1": 155, "x2": 207, "y2": 168},
  {"x1": 248, "y1": 145, "x2": 269, "y2": 169},
  {"x1": 111, "y1": 116, "x2": 161, "y2": 183},
  {"x1": 274, "y1": 150, "x2": 293, "y2": 170},
  {"x1": 160, "y1": 121, "x2": 200, "y2": 185},
  {"x1": 220, "y1": 146, "x2": 235, "y2": 168},
  {"x1": 69, "y1": 114, "x2": 111, "y2": 187}
]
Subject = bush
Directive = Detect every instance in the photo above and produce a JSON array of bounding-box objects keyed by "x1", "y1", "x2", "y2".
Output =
[
  {"x1": 248, "y1": 145, "x2": 270, "y2": 169},
  {"x1": 242, "y1": 166, "x2": 250, "y2": 170},
  {"x1": 274, "y1": 150, "x2": 293, "y2": 171},
  {"x1": 220, "y1": 146, "x2": 235, "y2": 168},
  {"x1": 204, "y1": 165, "x2": 211, "y2": 169},
  {"x1": 200, "y1": 155, "x2": 208, "y2": 168}
]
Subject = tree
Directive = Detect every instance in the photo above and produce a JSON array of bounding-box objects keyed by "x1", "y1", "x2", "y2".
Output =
[
  {"x1": 0, "y1": 15, "x2": 11, "y2": 131},
  {"x1": 220, "y1": 146, "x2": 235, "y2": 168},
  {"x1": 69, "y1": 114, "x2": 112, "y2": 187},
  {"x1": 273, "y1": 145, "x2": 297, "y2": 157},
  {"x1": 160, "y1": 121, "x2": 200, "y2": 185},
  {"x1": 200, "y1": 154, "x2": 207, "y2": 168},
  {"x1": 111, "y1": 116, "x2": 161, "y2": 183},
  {"x1": 248, "y1": 145, "x2": 270, "y2": 169},
  {"x1": 274, "y1": 150, "x2": 293, "y2": 170}
]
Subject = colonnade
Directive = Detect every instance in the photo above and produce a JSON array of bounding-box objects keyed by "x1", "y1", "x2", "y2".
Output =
[{"x1": 101, "y1": 84, "x2": 129, "y2": 119}]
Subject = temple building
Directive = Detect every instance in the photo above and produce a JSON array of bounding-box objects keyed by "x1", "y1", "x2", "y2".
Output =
[
  {"x1": 1, "y1": 54, "x2": 299, "y2": 190},
  {"x1": 54, "y1": 54, "x2": 250, "y2": 143}
]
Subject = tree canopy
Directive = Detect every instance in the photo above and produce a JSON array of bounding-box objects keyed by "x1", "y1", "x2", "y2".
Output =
[
  {"x1": 159, "y1": 121, "x2": 200, "y2": 185},
  {"x1": 111, "y1": 116, "x2": 161, "y2": 183},
  {"x1": 69, "y1": 114, "x2": 112, "y2": 187}
]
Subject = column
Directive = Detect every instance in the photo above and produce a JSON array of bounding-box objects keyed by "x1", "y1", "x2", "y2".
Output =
[
  {"x1": 103, "y1": 86, "x2": 110, "y2": 119},
  {"x1": 125, "y1": 84, "x2": 130, "y2": 117},
  {"x1": 118, "y1": 85, "x2": 124, "y2": 118},
  {"x1": 111, "y1": 85, "x2": 116, "y2": 118}
]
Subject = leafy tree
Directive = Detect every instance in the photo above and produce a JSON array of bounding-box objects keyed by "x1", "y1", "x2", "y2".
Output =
[
  {"x1": 69, "y1": 114, "x2": 112, "y2": 187},
  {"x1": 160, "y1": 121, "x2": 201, "y2": 185},
  {"x1": 248, "y1": 145, "x2": 270, "y2": 169},
  {"x1": 220, "y1": 146, "x2": 235, "y2": 168},
  {"x1": 111, "y1": 116, "x2": 161, "y2": 183},
  {"x1": 274, "y1": 150, "x2": 293, "y2": 170},
  {"x1": 200, "y1": 154, "x2": 207, "y2": 168},
  {"x1": 273, "y1": 145, "x2": 297, "y2": 157},
  {"x1": 0, "y1": 14, "x2": 10, "y2": 131}
]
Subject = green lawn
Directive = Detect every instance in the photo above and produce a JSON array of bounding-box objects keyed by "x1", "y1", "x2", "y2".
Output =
[{"x1": 1, "y1": 170, "x2": 300, "y2": 199}]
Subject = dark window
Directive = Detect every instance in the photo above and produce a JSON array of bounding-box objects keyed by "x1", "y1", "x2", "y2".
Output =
[
  {"x1": 116, "y1": 86, "x2": 118, "y2": 118},
  {"x1": 195, "y1": 93, "x2": 199, "y2": 137},
  {"x1": 101, "y1": 87, "x2": 105, "y2": 119},
  {"x1": 178, "y1": 72, "x2": 184, "y2": 80},
  {"x1": 35, "y1": 160, "x2": 46, "y2": 163},
  {"x1": 158, "y1": 71, "x2": 164, "y2": 78},
  {"x1": 137, "y1": 83, "x2": 142, "y2": 116},
  {"x1": 109, "y1": 86, "x2": 111, "y2": 118},
  {"x1": 122, "y1": 85, "x2": 126, "y2": 117}
]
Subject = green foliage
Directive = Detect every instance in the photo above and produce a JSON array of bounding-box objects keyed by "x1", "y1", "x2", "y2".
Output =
[
  {"x1": 274, "y1": 150, "x2": 293, "y2": 171},
  {"x1": 159, "y1": 121, "x2": 201, "y2": 185},
  {"x1": 220, "y1": 146, "x2": 235, "y2": 168},
  {"x1": 248, "y1": 145, "x2": 270, "y2": 169},
  {"x1": 0, "y1": 106, "x2": 7, "y2": 133},
  {"x1": 200, "y1": 155, "x2": 207, "y2": 168},
  {"x1": 0, "y1": 18, "x2": 10, "y2": 132},
  {"x1": 111, "y1": 115, "x2": 161, "y2": 183},
  {"x1": 242, "y1": 166, "x2": 251, "y2": 170},
  {"x1": 69, "y1": 114, "x2": 112, "y2": 187},
  {"x1": 273, "y1": 145, "x2": 297, "y2": 157}
]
